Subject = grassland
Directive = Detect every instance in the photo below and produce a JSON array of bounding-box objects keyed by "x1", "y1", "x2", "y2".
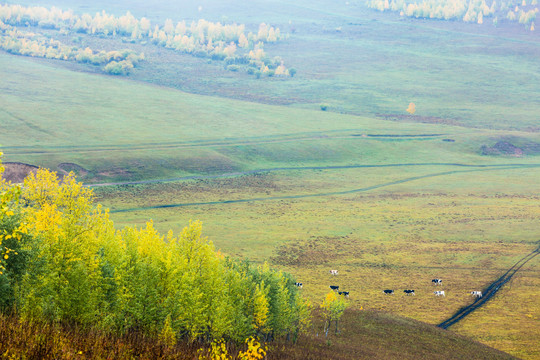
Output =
[
  {"x1": 98, "y1": 169, "x2": 540, "y2": 357},
  {"x1": 2, "y1": 0, "x2": 540, "y2": 358},
  {"x1": 2, "y1": 49, "x2": 540, "y2": 357},
  {"x1": 9, "y1": 0, "x2": 540, "y2": 131}
]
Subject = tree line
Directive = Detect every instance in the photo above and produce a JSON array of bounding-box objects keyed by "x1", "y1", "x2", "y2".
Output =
[
  {"x1": 0, "y1": 158, "x2": 310, "y2": 345},
  {"x1": 367, "y1": 0, "x2": 537, "y2": 29},
  {"x1": 0, "y1": 4, "x2": 292, "y2": 76},
  {"x1": 0, "y1": 21, "x2": 143, "y2": 75}
]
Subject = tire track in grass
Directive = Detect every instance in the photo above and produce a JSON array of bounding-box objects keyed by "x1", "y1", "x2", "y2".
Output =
[
  {"x1": 90, "y1": 163, "x2": 540, "y2": 188},
  {"x1": 438, "y1": 243, "x2": 540, "y2": 330},
  {"x1": 109, "y1": 164, "x2": 540, "y2": 213},
  {"x1": 2, "y1": 132, "x2": 444, "y2": 155}
]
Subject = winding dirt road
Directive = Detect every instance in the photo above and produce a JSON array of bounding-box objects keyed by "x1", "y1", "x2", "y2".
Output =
[
  {"x1": 107, "y1": 163, "x2": 540, "y2": 213},
  {"x1": 438, "y1": 243, "x2": 540, "y2": 329}
]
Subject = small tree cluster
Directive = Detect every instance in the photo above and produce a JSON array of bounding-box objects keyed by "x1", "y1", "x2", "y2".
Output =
[
  {"x1": 0, "y1": 164, "x2": 310, "y2": 343},
  {"x1": 366, "y1": 0, "x2": 538, "y2": 27},
  {"x1": 320, "y1": 291, "x2": 349, "y2": 336},
  {"x1": 0, "y1": 21, "x2": 143, "y2": 74},
  {"x1": 0, "y1": 4, "x2": 293, "y2": 76}
]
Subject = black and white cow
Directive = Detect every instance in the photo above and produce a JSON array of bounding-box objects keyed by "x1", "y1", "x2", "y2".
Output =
[
  {"x1": 471, "y1": 291, "x2": 482, "y2": 298},
  {"x1": 403, "y1": 290, "x2": 415, "y2": 296},
  {"x1": 434, "y1": 291, "x2": 445, "y2": 297},
  {"x1": 383, "y1": 289, "x2": 394, "y2": 295},
  {"x1": 295, "y1": 282, "x2": 303, "y2": 288},
  {"x1": 329, "y1": 270, "x2": 339, "y2": 276},
  {"x1": 338, "y1": 291, "x2": 349, "y2": 297},
  {"x1": 330, "y1": 285, "x2": 339, "y2": 291},
  {"x1": 432, "y1": 279, "x2": 443, "y2": 285}
]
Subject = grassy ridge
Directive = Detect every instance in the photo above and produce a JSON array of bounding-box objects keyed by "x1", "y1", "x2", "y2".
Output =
[{"x1": 0, "y1": 310, "x2": 517, "y2": 360}]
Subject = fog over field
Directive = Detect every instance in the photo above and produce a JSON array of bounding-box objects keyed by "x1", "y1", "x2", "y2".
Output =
[{"x1": 0, "y1": 0, "x2": 539, "y2": 359}]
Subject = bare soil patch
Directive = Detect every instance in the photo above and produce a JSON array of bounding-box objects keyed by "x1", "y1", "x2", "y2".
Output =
[
  {"x1": 480, "y1": 139, "x2": 540, "y2": 157},
  {"x1": 57, "y1": 162, "x2": 90, "y2": 177},
  {"x1": 481, "y1": 141, "x2": 524, "y2": 157},
  {"x1": 2, "y1": 162, "x2": 39, "y2": 183}
]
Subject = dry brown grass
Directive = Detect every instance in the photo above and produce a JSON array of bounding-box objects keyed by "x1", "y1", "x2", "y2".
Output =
[
  {"x1": 0, "y1": 310, "x2": 516, "y2": 360},
  {"x1": 2, "y1": 162, "x2": 38, "y2": 183}
]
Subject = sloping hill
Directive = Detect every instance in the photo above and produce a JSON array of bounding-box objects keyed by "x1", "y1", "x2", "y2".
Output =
[
  {"x1": 274, "y1": 309, "x2": 516, "y2": 360},
  {"x1": 0, "y1": 310, "x2": 515, "y2": 360}
]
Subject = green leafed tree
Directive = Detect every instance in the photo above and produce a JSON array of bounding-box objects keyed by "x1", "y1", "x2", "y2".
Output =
[
  {"x1": 0, "y1": 165, "x2": 310, "y2": 344},
  {"x1": 320, "y1": 291, "x2": 349, "y2": 336}
]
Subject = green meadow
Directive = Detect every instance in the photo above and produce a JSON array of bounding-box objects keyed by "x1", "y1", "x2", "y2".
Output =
[
  {"x1": 2, "y1": 51, "x2": 539, "y2": 357},
  {"x1": 1, "y1": 0, "x2": 540, "y2": 357}
]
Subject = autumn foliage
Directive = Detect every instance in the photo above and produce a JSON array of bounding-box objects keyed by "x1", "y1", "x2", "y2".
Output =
[
  {"x1": 0, "y1": 157, "x2": 310, "y2": 346},
  {"x1": 406, "y1": 102, "x2": 416, "y2": 115},
  {"x1": 367, "y1": 0, "x2": 538, "y2": 27},
  {"x1": 0, "y1": 4, "x2": 290, "y2": 76}
]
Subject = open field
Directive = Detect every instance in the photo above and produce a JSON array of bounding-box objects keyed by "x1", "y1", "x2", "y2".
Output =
[
  {"x1": 5, "y1": 0, "x2": 540, "y2": 130},
  {"x1": 2, "y1": 0, "x2": 540, "y2": 357},
  {"x1": 99, "y1": 171, "x2": 540, "y2": 357},
  {"x1": 2, "y1": 50, "x2": 540, "y2": 357}
]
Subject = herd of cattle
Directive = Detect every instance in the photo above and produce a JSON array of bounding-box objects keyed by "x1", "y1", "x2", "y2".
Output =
[{"x1": 294, "y1": 272, "x2": 484, "y2": 299}]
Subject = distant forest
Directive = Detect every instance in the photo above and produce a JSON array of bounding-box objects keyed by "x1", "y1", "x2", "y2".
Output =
[
  {"x1": 0, "y1": 4, "x2": 291, "y2": 76},
  {"x1": 367, "y1": 0, "x2": 537, "y2": 29}
]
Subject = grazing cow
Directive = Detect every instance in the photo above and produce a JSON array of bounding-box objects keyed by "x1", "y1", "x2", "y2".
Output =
[
  {"x1": 295, "y1": 282, "x2": 303, "y2": 288},
  {"x1": 338, "y1": 291, "x2": 349, "y2": 297},
  {"x1": 383, "y1": 289, "x2": 394, "y2": 295},
  {"x1": 329, "y1": 270, "x2": 339, "y2": 276},
  {"x1": 434, "y1": 291, "x2": 445, "y2": 297},
  {"x1": 432, "y1": 279, "x2": 443, "y2": 285},
  {"x1": 330, "y1": 285, "x2": 339, "y2": 291},
  {"x1": 471, "y1": 291, "x2": 482, "y2": 298},
  {"x1": 403, "y1": 290, "x2": 415, "y2": 296}
]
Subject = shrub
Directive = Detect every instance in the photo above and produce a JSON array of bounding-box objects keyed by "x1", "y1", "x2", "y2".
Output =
[
  {"x1": 193, "y1": 50, "x2": 208, "y2": 58},
  {"x1": 103, "y1": 60, "x2": 134, "y2": 75}
]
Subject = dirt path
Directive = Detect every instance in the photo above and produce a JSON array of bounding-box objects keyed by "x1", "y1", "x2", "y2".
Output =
[
  {"x1": 2, "y1": 132, "x2": 443, "y2": 156},
  {"x1": 90, "y1": 162, "x2": 539, "y2": 188},
  {"x1": 108, "y1": 163, "x2": 540, "y2": 213},
  {"x1": 438, "y1": 243, "x2": 540, "y2": 330}
]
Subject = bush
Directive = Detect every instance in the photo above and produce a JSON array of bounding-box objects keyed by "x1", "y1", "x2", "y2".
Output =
[
  {"x1": 193, "y1": 50, "x2": 208, "y2": 58},
  {"x1": 224, "y1": 56, "x2": 237, "y2": 65},
  {"x1": 227, "y1": 64, "x2": 240, "y2": 72},
  {"x1": 103, "y1": 60, "x2": 134, "y2": 75},
  {"x1": 320, "y1": 103, "x2": 328, "y2": 111},
  {"x1": 211, "y1": 53, "x2": 226, "y2": 61},
  {"x1": 37, "y1": 20, "x2": 57, "y2": 29}
]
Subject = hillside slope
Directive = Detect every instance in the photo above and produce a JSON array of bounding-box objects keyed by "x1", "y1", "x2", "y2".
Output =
[{"x1": 0, "y1": 309, "x2": 516, "y2": 360}]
